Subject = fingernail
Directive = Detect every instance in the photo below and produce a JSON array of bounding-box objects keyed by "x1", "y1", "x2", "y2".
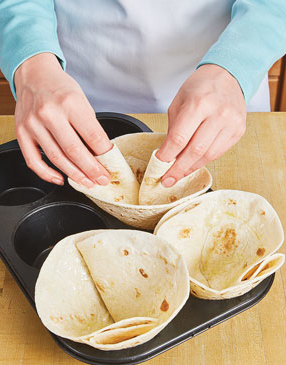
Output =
[
  {"x1": 81, "y1": 178, "x2": 95, "y2": 188},
  {"x1": 51, "y1": 177, "x2": 64, "y2": 185},
  {"x1": 96, "y1": 175, "x2": 110, "y2": 185},
  {"x1": 161, "y1": 177, "x2": 176, "y2": 187}
]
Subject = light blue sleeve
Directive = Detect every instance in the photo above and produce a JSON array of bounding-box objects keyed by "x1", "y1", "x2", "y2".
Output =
[
  {"x1": 197, "y1": 0, "x2": 286, "y2": 103},
  {"x1": 0, "y1": 0, "x2": 66, "y2": 99}
]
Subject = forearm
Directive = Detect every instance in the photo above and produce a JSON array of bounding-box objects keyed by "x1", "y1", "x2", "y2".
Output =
[
  {"x1": 197, "y1": 0, "x2": 286, "y2": 103},
  {"x1": 0, "y1": 0, "x2": 66, "y2": 99}
]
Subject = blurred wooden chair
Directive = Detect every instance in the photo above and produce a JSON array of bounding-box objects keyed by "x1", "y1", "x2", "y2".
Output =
[{"x1": 0, "y1": 55, "x2": 286, "y2": 115}]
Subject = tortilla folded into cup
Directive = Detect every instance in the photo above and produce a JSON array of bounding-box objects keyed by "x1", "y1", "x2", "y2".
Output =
[
  {"x1": 69, "y1": 133, "x2": 212, "y2": 229},
  {"x1": 35, "y1": 229, "x2": 189, "y2": 350},
  {"x1": 154, "y1": 190, "x2": 285, "y2": 300}
]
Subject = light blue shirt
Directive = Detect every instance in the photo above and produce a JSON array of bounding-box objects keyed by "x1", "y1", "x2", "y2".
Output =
[{"x1": 0, "y1": 0, "x2": 285, "y2": 111}]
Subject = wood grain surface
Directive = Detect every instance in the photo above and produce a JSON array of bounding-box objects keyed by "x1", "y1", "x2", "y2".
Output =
[{"x1": 0, "y1": 113, "x2": 286, "y2": 365}]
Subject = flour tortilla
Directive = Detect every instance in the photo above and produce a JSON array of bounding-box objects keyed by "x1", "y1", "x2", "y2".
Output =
[
  {"x1": 76, "y1": 230, "x2": 189, "y2": 324},
  {"x1": 35, "y1": 230, "x2": 189, "y2": 349},
  {"x1": 35, "y1": 231, "x2": 113, "y2": 338},
  {"x1": 154, "y1": 190, "x2": 285, "y2": 299},
  {"x1": 113, "y1": 132, "x2": 166, "y2": 184},
  {"x1": 72, "y1": 132, "x2": 212, "y2": 229},
  {"x1": 68, "y1": 144, "x2": 139, "y2": 204},
  {"x1": 139, "y1": 149, "x2": 209, "y2": 205}
]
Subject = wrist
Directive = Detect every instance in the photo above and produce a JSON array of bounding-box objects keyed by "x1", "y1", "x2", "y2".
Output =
[
  {"x1": 14, "y1": 53, "x2": 63, "y2": 93},
  {"x1": 197, "y1": 64, "x2": 244, "y2": 99}
]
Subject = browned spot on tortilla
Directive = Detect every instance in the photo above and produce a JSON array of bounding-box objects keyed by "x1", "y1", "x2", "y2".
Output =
[
  {"x1": 90, "y1": 313, "x2": 95, "y2": 317},
  {"x1": 96, "y1": 282, "x2": 105, "y2": 292},
  {"x1": 93, "y1": 243, "x2": 96, "y2": 248},
  {"x1": 69, "y1": 314, "x2": 74, "y2": 320},
  {"x1": 260, "y1": 210, "x2": 266, "y2": 216},
  {"x1": 160, "y1": 299, "x2": 169, "y2": 312},
  {"x1": 139, "y1": 268, "x2": 148, "y2": 278},
  {"x1": 184, "y1": 203, "x2": 200, "y2": 212},
  {"x1": 123, "y1": 249, "x2": 129, "y2": 256},
  {"x1": 111, "y1": 180, "x2": 120, "y2": 185},
  {"x1": 256, "y1": 248, "x2": 266, "y2": 257},
  {"x1": 114, "y1": 195, "x2": 124, "y2": 202},
  {"x1": 203, "y1": 184, "x2": 206, "y2": 188},
  {"x1": 159, "y1": 254, "x2": 168, "y2": 265},
  {"x1": 168, "y1": 195, "x2": 178, "y2": 203},
  {"x1": 242, "y1": 263, "x2": 261, "y2": 281},
  {"x1": 212, "y1": 227, "x2": 237, "y2": 253},
  {"x1": 59, "y1": 316, "x2": 63, "y2": 320},
  {"x1": 136, "y1": 168, "x2": 145, "y2": 183},
  {"x1": 178, "y1": 228, "x2": 191, "y2": 239},
  {"x1": 144, "y1": 177, "x2": 160, "y2": 186},
  {"x1": 228, "y1": 199, "x2": 237, "y2": 205},
  {"x1": 50, "y1": 316, "x2": 60, "y2": 323},
  {"x1": 243, "y1": 262, "x2": 248, "y2": 269},
  {"x1": 75, "y1": 314, "x2": 86, "y2": 324},
  {"x1": 192, "y1": 290, "x2": 197, "y2": 295},
  {"x1": 110, "y1": 172, "x2": 119, "y2": 180},
  {"x1": 135, "y1": 288, "x2": 141, "y2": 298}
]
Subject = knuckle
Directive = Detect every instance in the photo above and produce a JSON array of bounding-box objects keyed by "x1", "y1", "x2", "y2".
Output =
[
  {"x1": 85, "y1": 129, "x2": 102, "y2": 145},
  {"x1": 169, "y1": 131, "x2": 188, "y2": 148},
  {"x1": 216, "y1": 107, "x2": 231, "y2": 120},
  {"x1": 15, "y1": 122, "x2": 25, "y2": 136},
  {"x1": 36, "y1": 103, "x2": 53, "y2": 120},
  {"x1": 25, "y1": 157, "x2": 37, "y2": 171},
  {"x1": 24, "y1": 114, "x2": 36, "y2": 130},
  {"x1": 188, "y1": 95, "x2": 205, "y2": 110},
  {"x1": 192, "y1": 143, "x2": 207, "y2": 157},
  {"x1": 70, "y1": 172, "x2": 84, "y2": 183},
  {"x1": 65, "y1": 142, "x2": 81, "y2": 158},
  {"x1": 48, "y1": 150, "x2": 61, "y2": 164},
  {"x1": 58, "y1": 91, "x2": 78, "y2": 109}
]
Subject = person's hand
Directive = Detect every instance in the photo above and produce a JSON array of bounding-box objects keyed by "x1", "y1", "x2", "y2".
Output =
[
  {"x1": 14, "y1": 52, "x2": 112, "y2": 187},
  {"x1": 157, "y1": 64, "x2": 247, "y2": 187}
]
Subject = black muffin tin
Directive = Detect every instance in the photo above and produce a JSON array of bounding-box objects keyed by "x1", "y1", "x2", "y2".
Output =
[{"x1": 0, "y1": 112, "x2": 274, "y2": 365}]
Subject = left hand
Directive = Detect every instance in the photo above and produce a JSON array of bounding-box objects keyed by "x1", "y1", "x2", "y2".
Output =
[{"x1": 156, "y1": 64, "x2": 247, "y2": 187}]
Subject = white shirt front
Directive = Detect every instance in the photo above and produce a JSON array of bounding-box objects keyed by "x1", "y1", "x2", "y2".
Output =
[{"x1": 54, "y1": 0, "x2": 270, "y2": 113}]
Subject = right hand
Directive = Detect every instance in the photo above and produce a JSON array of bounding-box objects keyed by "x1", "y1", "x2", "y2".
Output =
[{"x1": 14, "y1": 52, "x2": 112, "y2": 188}]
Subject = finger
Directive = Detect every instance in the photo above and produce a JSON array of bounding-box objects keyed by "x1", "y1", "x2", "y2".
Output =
[
  {"x1": 161, "y1": 118, "x2": 221, "y2": 186},
  {"x1": 33, "y1": 125, "x2": 96, "y2": 188},
  {"x1": 69, "y1": 109, "x2": 112, "y2": 155},
  {"x1": 156, "y1": 108, "x2": 204, "y2": 162},
  {"x1": 190, "y1": 128, "x2": 241, "y2": 171},
  {"x1": 16, "y1": 127, "x2": 64, "y2": 185},
  {"x1": 41, "y1": 117, "x2": 110, "y2": 184}
]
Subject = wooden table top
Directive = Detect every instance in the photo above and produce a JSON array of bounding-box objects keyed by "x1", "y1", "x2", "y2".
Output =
[{"x1": 0, "y1": 113, "x2": 286, "y2": 365}]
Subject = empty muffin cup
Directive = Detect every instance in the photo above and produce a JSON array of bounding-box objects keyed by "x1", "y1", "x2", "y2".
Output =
[
  {"x1": 0, "y1": 149, "x2": 55, "y2": 206},
  {"x1": 13, "y1": 202, "x2": 108, "y2": 269}
]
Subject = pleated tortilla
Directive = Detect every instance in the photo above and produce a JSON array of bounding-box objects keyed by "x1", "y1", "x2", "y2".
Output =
[
  {"x1": 154, "y1": 190, "x2": 285, "y2": 299},
  {"x1": 69, "y1": 144, "x2": 139, "y2": 204},
  {"x1": 139, "y1": 149, "x2": 209, "y2": 205},
  {"x1": 69, "y1": 133, "x2": 212, "y2": 229},
  {"x1": 35, "y1": 230, "x2": 189, "y2": 350}
]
